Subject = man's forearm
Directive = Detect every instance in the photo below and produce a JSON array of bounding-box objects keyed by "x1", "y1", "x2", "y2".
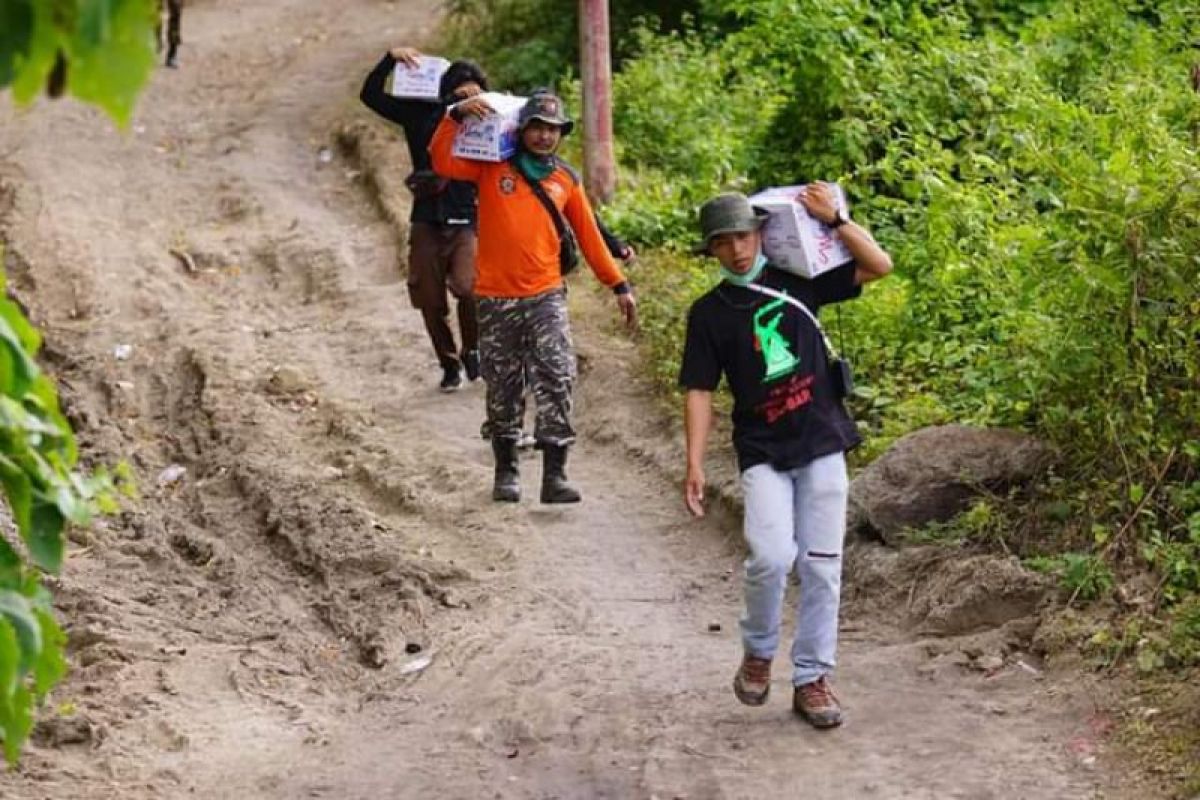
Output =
[
  {"x1": 360, "y1": 54, "x2": 406, "y2": 123},
  {"x1": 685, "y1": 390, "x2": 714, "y2": 471},
  {"x1": 428, "y1": 114, "x2": 482, "y2": 183},
  {"x1": 838, "y1": 222, "x2": 893, "y2": 281}
]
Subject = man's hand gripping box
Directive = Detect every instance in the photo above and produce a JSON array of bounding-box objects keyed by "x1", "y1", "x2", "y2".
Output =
[
  {"x1": 748, "y1": 184, "x2": 853, "y2": 279},
  {"x1": 451, "y1": 93, "x2": 528, "y2": 162},
  {"x1": 390, "y1": 56, "x2": 450, "y2": 101}
]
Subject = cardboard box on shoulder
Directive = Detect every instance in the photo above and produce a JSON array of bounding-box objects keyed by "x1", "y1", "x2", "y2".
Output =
[
  {"x1": 451, "y1": 92, "x2": 528, "y2": 162},
  {"x1": 748, "y1": 184, "x2": 853, "y2": 279},
  {"x1": 389, "y1": 56, "x2": 451, "y2": 101}
]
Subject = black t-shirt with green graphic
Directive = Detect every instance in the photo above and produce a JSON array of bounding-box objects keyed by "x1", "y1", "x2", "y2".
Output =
[{"x1": 679, "y1": 263, "x2": 863, "y2": 473}]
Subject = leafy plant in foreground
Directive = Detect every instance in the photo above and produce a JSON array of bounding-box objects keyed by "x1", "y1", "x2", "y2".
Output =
[{"x1": 0, "y1": 0, "x2": 157, "y2": 762}]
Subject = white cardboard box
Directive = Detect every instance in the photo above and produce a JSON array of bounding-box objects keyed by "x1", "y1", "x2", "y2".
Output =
[
  {"x1": 748, "y1": 184, "x2": 853, "y2": 279},
  {"x1": 451, "y1": 92, "x2": 527, "y2": 162},
  {"x1": 390, "y1": 56, "x2": 450, "y2": 101}
]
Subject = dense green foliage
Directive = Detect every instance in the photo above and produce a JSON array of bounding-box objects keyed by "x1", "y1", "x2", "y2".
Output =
[
  {"x1": 443, "y1": 0, "x2": 1200, "y2": 670},
  {"x1": 1, "y1": 0, "x2": 157, "y2": 125},
  {"x1": 439, "y1": 0, "x2": 704, "y2": 90},
  {"x1": 0, "y1": 0, "x2": 154, "y2": 762}
]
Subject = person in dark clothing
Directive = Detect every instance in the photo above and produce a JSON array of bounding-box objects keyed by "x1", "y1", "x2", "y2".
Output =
[
  {"x1": 157, "y1": 0, "x2": 183, "y2": 68},
  {"x1": 360, "y1": 47, "x2": 489, "y2": 392}
]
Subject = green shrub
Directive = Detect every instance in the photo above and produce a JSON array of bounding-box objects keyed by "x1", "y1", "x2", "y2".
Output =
[{"x1": 455, "y1": 0, "x2": 1200, "y2": 642}]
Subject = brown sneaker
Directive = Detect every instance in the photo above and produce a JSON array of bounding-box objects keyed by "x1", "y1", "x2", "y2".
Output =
[
  {"x1": 732, "y1": 655, "x2": 772, "y2": 706},
  {"x1": 793, "y1": 676, "x2": 844, "y2": 729}
]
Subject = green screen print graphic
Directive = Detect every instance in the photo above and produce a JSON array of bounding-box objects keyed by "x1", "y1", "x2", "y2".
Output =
[{"x1": 753, "y1": 297, "x2": 799, "y2": 382}]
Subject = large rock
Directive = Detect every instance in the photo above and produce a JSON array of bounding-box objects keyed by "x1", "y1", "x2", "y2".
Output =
[{"x1": 849, "y1": 425, "x2": 1053, "y2": 544}]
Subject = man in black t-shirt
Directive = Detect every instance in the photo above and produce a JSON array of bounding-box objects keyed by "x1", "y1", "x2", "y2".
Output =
[{"x1": 680, "y1": 188, "x2": 892, "y2": 729}]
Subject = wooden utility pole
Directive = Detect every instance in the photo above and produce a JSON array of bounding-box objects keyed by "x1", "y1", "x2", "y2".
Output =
[{"x1": 579, "y1": 0, "x2": 616, "y2": 204}]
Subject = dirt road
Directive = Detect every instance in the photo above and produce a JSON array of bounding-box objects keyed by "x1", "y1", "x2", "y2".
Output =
[{"x1": 0, "y1": 0, "x2": 1119, "y2": 797}]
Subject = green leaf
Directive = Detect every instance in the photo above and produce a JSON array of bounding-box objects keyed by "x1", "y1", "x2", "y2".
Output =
[
  {"x1": 24, "y1": 502, "x2": 64, "y2": 574},
  {"x1": 0, "y1": 454, "x2": 33, "y2": 544},
  {"x1": 66, "y1": 0, "x2": 157, "y2": 127},
  {"x1": 54, "y1": 481, "x2": 91, "y2": 527},
  {"x1": 0, "y1": 315, "x2": 39, "y2": 398},
  {"x1": 31, "y1": 609, "x2": 65, "y2": 696},
  {"x1": 0, "y1": 0, "x2": 35, "y2": 89},
  {"x1": 0, "y1": 617, "x2": 18, "y2": 699},
  {"x1": 0, "y1": 590, "x2": 41, "y2": 675},
  {"x1": 7, "y1": 0, "x2": 55, "y2": 105},
  {"x1": 0, "y1": 296, "x2": 41, "y2": 355},
  {"x1": 0, "y1": 617, "x2": 33, "y2": 764}
]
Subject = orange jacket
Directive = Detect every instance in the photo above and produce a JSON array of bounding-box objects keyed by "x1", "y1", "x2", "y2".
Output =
[{"x1": 429, "y1": 114, "x2": 628, "y2": 299}]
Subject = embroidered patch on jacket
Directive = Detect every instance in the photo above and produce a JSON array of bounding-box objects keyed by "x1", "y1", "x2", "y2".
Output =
[{"x1": 499, "y1": 174, "x2": 517, "y2": 195}]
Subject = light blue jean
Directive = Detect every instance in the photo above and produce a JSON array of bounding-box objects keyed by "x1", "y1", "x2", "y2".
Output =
[{"x1": 740, "y1": 452, "x2": 848, "y2": 687}]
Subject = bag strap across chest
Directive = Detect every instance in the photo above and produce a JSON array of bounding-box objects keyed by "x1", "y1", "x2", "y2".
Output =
[{"x1": 743, "y1": 282, "x2": 841, "y2": 360}]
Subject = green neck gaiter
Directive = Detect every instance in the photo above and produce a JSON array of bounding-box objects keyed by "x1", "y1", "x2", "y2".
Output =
[
  {"x1": 720, "y1": 251, "x2": 768, "y2": 287},
  {"x1": 515, "y1": 150, "x2": 555, "y2": 181}
]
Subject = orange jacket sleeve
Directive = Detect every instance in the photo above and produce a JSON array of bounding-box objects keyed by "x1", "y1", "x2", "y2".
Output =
[
  {"x1": 563, "y1": 183, "x2": 627, "y2": 289},
  {"x1": 429, "y1": 113, "x2": 485, "y2": 183}
]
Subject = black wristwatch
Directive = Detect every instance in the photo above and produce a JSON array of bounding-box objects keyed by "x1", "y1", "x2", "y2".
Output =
[{"x1": 829, "y1": 209, "x2": 849, "y2": 229}]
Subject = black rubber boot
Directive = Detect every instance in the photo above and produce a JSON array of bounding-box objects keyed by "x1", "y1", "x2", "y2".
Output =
[
  {"x1": 491, "y1": 438, "x2": 520, "y2": 502},
  {"x1": 540, "y1": 444, "x2": 581, "y2": 504}
]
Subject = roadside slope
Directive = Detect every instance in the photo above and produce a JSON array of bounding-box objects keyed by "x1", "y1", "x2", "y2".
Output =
[{"x1": 1, "y1": 0, "x2": 1118, "y2": 796}]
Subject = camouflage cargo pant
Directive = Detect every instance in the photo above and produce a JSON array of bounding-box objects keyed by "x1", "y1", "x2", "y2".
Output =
[
  {"x1": 478, "y1": 289, "x2": 576, "y2": 447},
  {"x1": 157, "y1": 0, "x2": 182, "y2": 53}
]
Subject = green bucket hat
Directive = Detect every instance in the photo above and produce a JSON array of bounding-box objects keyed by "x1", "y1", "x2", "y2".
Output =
[{"x1": 692, "y1": 192, "x2": 769, "y2": 255}]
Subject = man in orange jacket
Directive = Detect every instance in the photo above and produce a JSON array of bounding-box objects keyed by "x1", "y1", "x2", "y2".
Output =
[{"x1": 430, "y1": 90, "x2": 637, "y2": 504}]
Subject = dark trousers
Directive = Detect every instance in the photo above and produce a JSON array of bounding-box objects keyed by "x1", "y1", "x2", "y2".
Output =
[
  {"x1": 157, "y1": 0, "x2": 182, "y2": 54},
  {"x1": 478, "y1": 290, "x2": 575, "y2": 447},
  {"x1": 407, "y1": 223, "x2": 478, "y2": 370}
]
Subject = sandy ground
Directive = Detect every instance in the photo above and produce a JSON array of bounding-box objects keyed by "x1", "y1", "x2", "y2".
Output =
[{"x1": 0, "y1": 0, "x2": 1131, "y2": 797}]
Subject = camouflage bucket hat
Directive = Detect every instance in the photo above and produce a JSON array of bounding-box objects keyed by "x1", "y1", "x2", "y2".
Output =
[
  {"x1": 692, "y1": 193, "x2": 769, "y2": 255},
  {"x1": 519, "y1": 92, "x2": 575, "y2": 136}
]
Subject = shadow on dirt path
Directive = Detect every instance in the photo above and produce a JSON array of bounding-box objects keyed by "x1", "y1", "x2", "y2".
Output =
[{"x1": 0, "y1": 0, "x2": 1120, "y2": 797}]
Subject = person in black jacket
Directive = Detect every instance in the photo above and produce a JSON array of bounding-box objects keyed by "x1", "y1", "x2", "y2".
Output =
[{"x1": 361, "y1": 47, "x2": 489, "y2": 392}]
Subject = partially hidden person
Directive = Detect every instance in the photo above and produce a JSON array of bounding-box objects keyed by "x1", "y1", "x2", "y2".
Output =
[{"x1": 360, "y1": 46, "x2": 488, "y2": 392}]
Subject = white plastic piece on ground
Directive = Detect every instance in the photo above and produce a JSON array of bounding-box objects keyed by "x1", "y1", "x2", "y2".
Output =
[
  {"x1": 399, "y1": 653, "x2": 433, "y2": 675},
  {"x1": 157, "y1": 464, "x2": 187, "y2": 487}
]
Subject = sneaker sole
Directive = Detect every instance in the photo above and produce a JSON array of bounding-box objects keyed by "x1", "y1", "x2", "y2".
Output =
[
  {"x1": 794, "y1": 707, "x2": 844, "y2": 729},
  {"x1": 733, "y1": 679, "x2": 769, "y2": 707}
]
